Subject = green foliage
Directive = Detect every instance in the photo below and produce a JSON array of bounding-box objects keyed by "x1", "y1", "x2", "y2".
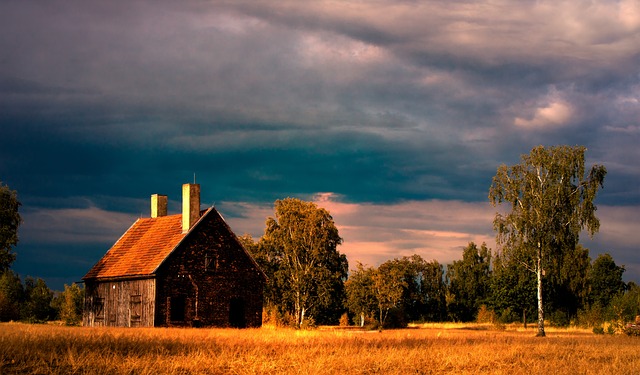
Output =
[
  {"x1": 345, "y1": 262, "x2": 377, "y2": 326},
  {"x1": 374, "y1": 261, "x2": 408, "y2": 327},
  {"x1": 489, "y1": 145, "x2": 606, "y2": 336},
  {"x1": 55, "y1": 283, "x2": 84, "y2": 326},
  {"x1": 544, "y1": 244, "x2": 591, "y2": 322},
  {"x1": 0, "y1": 181, "x2": 22, "y2": 272},
  {"x1": 346, "y1": 255, "x2": 447, "y2": 327},
  {"x1": 22, "y1": 277, "x2": 54, "y2": 323},
  {"x1": 253, "y1": 198, "x2": 348, "y2": 327},
  {"x1": 588, "y1": 253, "x2": 625, "y2": 308},
  {"x1": 489, "y1": 252, "x2": 536, "y2": 325},
  {"x1": 446, "y1": 242, "x2": 492, "y2": 322},
  {"x1": 0, "y1": 270, "x2": 24, "y2": 321},
  {"x1": 392, "y1": 255, "x2": 447, "y2": 322}
]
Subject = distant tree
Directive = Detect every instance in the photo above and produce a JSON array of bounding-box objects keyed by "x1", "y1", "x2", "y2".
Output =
[
  {"x1": 609, "y1": 282, "x2": 640, "y2": 324},
  {"x1": 374, "y1": 260, "x2": 407, "y2": 327},
  {"x1": 0, "y1": 181, "x2": 22, "y2": 272},
  {"x1": 346, "y1": 256, "x2": 446, "y2": 327},
  {"x1": 345, "y1": 262, "x2": 377, "y2": 326},
  {"x1": 588, "y1": 253, "x2": 625, "y2": 308},
  {"x1": 384, "y1": 255, "x2": 447, "y2": 323},
  {"x1": 413, "y1": 257, "x2": 447, "y2": 322},
  {"x1": 0, "y1": 270, "x2": 24, "y2": 321},
  {"x1": 489, "y1": 145, "x2": 606, "y2": 337},
  {"x1": 545, "y1": 244, "x2": 591, "y2": 325},
  {"x1": 22, "y1": 277, "x2": 54, "y2": 322},
  {"x1": 57, "y1": 283, "x2": 84, "y2": 325},
  {"x1": 446, "y1": 242, "x2": 492, "y2": 322},
  {"x1": 258, "y1": 198, "x2": 348, "y2": 327},
  {"x1": 489, "y1": 252, "x2": 536, "y2": 325}
]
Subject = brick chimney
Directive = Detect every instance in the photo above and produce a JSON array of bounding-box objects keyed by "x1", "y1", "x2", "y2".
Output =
[
  {"x1": 182, "y1": 183, "x2": 201, "y2": 232},
  {"x1": 150, "y1": 194, "x2": 168, "y2": 218}
]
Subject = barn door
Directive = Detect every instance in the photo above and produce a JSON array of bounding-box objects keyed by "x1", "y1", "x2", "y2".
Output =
[{"x1": 229, "y1": 298, "x2": 246, "y2": 328}]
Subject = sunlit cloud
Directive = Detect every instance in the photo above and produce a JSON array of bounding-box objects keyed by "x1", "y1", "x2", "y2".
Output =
[{"x1": 515, "y1": 101, "x2": 574, "y2": 129}]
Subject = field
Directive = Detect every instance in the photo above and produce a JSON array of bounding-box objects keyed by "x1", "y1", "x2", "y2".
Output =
[{"x1": 1, "y1": 322, "x2": 638, "y2": 374}]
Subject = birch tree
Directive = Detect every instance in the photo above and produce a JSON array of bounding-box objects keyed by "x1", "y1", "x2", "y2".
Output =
[
  {"x1": 260, "y1": 198, "x2": 347, "y2": 327},
  {"x1": 489, "y1": 145, "x2": 606, "y2": 337}
]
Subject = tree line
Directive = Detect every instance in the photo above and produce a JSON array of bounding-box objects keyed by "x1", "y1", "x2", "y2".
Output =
[
  {"x1": 0, "y1": 182, "x2": 93, "y2": 324},
  {"x1": 1, "y1": 146, "x2": 638, "y2": 330}
]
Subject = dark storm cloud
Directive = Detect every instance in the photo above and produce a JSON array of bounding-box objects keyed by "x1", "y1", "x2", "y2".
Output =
[{"x1": 1, "y1": 0, "x2": 639, "y2": 287}]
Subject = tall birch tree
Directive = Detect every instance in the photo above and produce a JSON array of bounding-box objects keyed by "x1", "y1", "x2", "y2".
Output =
[
  {"x1": 260, "y1": 198, "x2": 347, "y2": 327},
  {"x1": 489, "y1": 145, "x2": 606, "y2": 337}
]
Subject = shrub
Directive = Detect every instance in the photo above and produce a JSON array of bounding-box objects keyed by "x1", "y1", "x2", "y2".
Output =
[
  {"x1": 623, "y1": 324, "x2": 640, "y2": 337},
  {"x1": 339, "y1": 312, "x2": 350, "y2": 327},
  {"x1": 476, "y1": 305, "x2": 496, "y2": 324}
]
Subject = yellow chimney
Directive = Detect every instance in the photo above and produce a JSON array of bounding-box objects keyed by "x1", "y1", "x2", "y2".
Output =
[
  {"x1": 182, "y1": 183, "x2": 200, "y2": 232},
  {"x1": 151, "y1": 194, "x2": 168, "y2": 218}
]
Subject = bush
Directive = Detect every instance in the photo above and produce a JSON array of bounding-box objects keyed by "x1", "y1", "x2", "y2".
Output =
[
  {"x1": 476, "y1": 305, "x2": 496, "y2": 324},
  {"x1": 548, "y1": 310, "x2": 570, "y2": 327},
  {"x1": 339, "y1": 312, "x2": 350, "y2": 327},
  {"x1": 592, "y1": 326, "x2": 604, "y2": 335},
  {"x1": 623, "y1": 324, "x2": 640, "y2": 337}
]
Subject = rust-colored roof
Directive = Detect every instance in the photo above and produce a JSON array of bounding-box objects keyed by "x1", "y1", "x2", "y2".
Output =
[{"x1": 83, "y1": 213, "x2": 190, "y2": 279}]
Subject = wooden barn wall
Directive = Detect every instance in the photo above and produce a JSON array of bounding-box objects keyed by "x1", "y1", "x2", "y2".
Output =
[
  {"x1": 83, "y1": 278, "x2": 156, "y2": 327},
  {"x1": 155, "y1": 211, "x2": 265, "y2": 328}
]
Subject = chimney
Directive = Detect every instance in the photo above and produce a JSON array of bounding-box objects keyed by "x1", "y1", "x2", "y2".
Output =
[
  {"x1": 151, "y1": 194, "x2": 168, "y2": 218},
  {"x1": 182, "y1": 183, "x2": 201, "y2": 232}
]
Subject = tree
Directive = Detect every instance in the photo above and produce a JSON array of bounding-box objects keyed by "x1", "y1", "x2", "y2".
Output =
[
  {"x1": 489, "y1": 252, "x2": 536, "y2": 325},
  {"x1": 56, "y1": 283, "x2": 84, "y2": 325},
  {"x1": 446, "y1": 242, "x2": 492, "y2": 322},
  {"x1": 0, "y1": 270, "x2": 23, "y2": 321},
  {"x1": 489, "y1": 145, "x2": 606, "y2": 336},
  {"x1": 373, "y1": 260, "x2": 407, "y2": 327},
  {"x1": 0, "y1": 181, "x2": 22, "y2": 272},
  {"x1": 346, "y1": 256, "x2": 446, "y2": 327},
  {"x1": 588, "y1": 253, "x2": 625, "y2": 309},
  {"x1": 258, "y1": 198, "x2": 348, "y2": 327},
  {"x1": 545, "y1": 244, "x2": 591, "y2": 325},
  {"x1": 345, "y1": 262, "x2": 377, "y2": 326},
  {"x1": 22, "y1": 277, "x2": 54, "y2": 322}
]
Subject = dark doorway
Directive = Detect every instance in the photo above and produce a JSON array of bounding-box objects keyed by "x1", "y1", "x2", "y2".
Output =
[
  {"x1": 229, "y1": 298, "x2": 246, "y2": 328},
  {"x1": 170, "y1": 295, "x2": 186, "y2": 322}
]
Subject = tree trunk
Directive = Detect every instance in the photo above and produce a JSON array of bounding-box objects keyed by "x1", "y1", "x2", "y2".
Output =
[
  {"x1": 536, "y1": 247, "x2": 545, "y2": 337},
  {"x1": 523, "y1": 309, "x2": 527, "y2": 329},
  {"x1": 294, "y1": 292, "x2": 302, "y2": 328}
]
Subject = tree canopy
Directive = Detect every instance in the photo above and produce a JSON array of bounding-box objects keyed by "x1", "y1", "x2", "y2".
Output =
[
  {"x1": 489, "y1": 145, "x2": 606, "y2": 336},
  {"x1": 446, "y1": 242, "x2": 492, "y2": 322},
  {"x1": 256, "y1": 198, "x2": 348, "y2": 327},
  {"x1": 0, "y1": 181, "x2": 22, "y2": 272}
]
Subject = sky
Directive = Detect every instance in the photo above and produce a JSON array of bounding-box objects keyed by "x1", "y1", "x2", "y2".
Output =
[{"x1": 1, "y1": 0, "x2": 639, "y2": 290}]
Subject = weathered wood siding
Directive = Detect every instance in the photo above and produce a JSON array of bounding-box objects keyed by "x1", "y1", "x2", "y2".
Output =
[
  {"x1": 83, "y1": 278, "x2": 156, "y2": 327},
  {"x1": 155, "y1": 210, "x2": 265, "y2": 328}
]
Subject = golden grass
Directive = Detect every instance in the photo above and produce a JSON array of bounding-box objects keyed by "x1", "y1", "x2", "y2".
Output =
[{"x1": 1, "y1": 322, "x2": 638, "y2": 374}]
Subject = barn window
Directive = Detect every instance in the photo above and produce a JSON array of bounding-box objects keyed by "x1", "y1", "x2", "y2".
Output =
[
  {"x1": 204, "y1": 253, "x2": 218, "y2": 273},
  {"x1": 170, "y1": 295, "x2": 186, "y2": 322},
  {"x1": 130, "y1": 295, "x2": 142, "y2": 326}
]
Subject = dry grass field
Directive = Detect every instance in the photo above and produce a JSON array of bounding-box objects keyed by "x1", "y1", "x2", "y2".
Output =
[{"x1": 1, "y1": 322, "x2": 638, "y2": 374}]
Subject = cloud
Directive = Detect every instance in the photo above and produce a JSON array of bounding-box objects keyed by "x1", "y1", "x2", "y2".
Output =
[
  {"x1": 2, "y1": 1, "x2": 639, "y2": 287},
  {"x1": 20, "y1": 204, "x2": 138, "y2": 244},
  {"x1": 514, "y1": 101, "x2": 574, "y2": 129},
  {"x1": 222, "y1": 193, "x2": 497, "y2": 268}
]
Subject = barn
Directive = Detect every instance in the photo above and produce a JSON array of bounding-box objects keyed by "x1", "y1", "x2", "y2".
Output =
[{"x1": 82, "y1": 183, "x2": 266, "y2": 328}]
